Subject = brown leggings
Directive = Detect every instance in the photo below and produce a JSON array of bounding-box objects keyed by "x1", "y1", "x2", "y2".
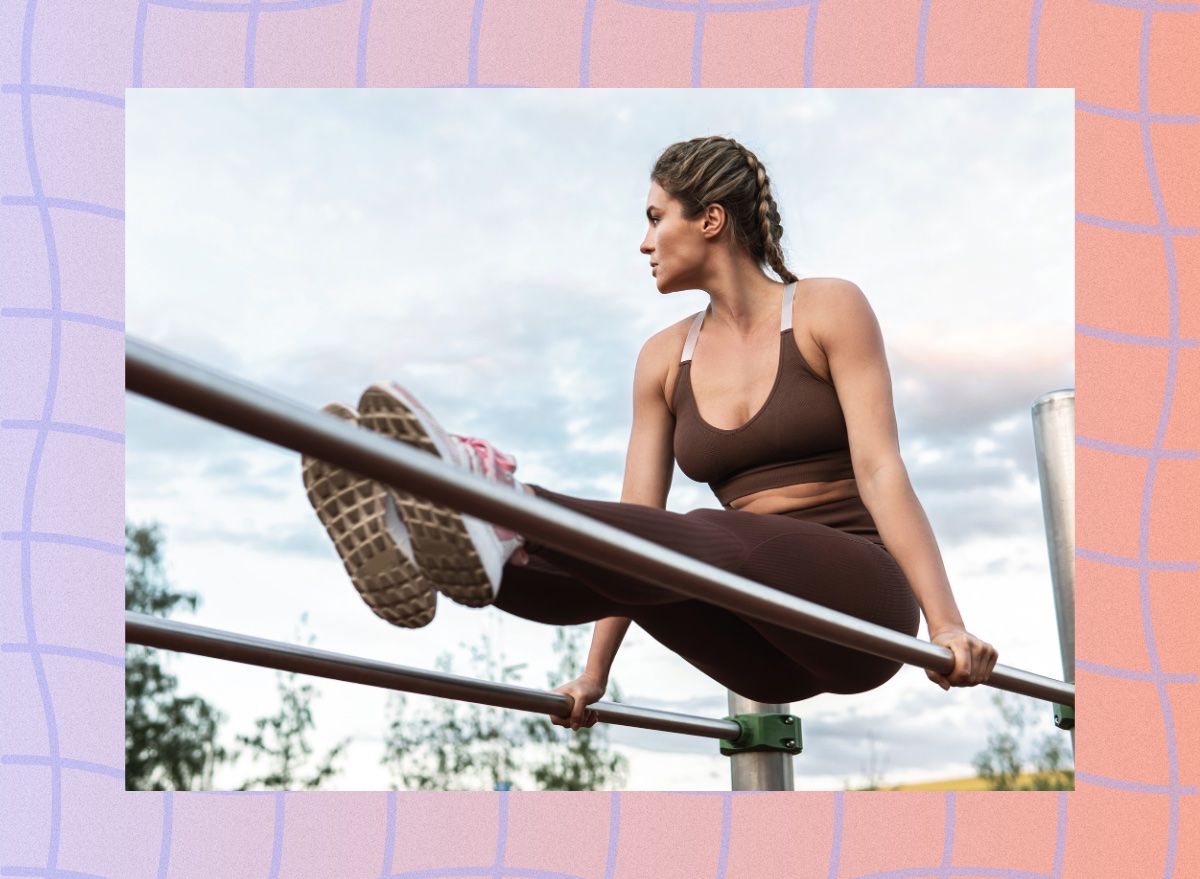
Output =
[{"x1": 492, "y1": 486, "x2": 921, "y2": 704}]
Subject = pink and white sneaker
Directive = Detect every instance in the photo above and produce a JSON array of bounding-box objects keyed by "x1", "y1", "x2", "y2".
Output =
[
  {"x1": 357, "y1": 381, "x2": 529, "y2": 607},
  {"x1": 301, "y1": 402, "x2": 438, "y2": 628}
]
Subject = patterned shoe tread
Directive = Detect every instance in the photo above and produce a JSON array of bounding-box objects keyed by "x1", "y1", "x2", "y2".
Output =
[
  {"x1": 301, "y1": 403, "x2": 436, "y2": 627},
  {"x1": 358, "y1": 388, "x2": 495, "y2": 608}
]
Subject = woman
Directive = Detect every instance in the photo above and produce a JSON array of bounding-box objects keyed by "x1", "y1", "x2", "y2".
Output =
[{"x1": 302, "y1": 135, "x2": 998, "y2": 734}]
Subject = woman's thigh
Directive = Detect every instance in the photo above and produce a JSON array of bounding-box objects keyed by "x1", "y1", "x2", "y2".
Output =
[
  {"x1": 493, "y1": 554, "x2": 629, "y2": 624},
  {"x1": 727, "y1": 520, "x2": 921, "y2": 694},
  {"x1": 730, "y1": 522, "x2": 920, "y2": 631},
  {"x1": 632, "y1": 601, "x2": 829, "y2": 704},
  {"x1": 500, "y1": 493, "x2": 920, "y2": 698},
  {"x1": 494, "y1": 554, "x2": 824, "y2": 702},
  {"x1": 618, "y1": 507, "x2": 920, "y2": 696}
]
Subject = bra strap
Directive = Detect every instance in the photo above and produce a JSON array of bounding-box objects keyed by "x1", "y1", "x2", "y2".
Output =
[
  {"x1": 781, "y1": 281, "x2": 797, "y2": 332},
  {"x1": 680, "y1": 309, "x2": 706, "y2": 362}
]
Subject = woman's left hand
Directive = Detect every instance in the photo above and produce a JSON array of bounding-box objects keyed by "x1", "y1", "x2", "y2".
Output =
[{"x1": 927, "y1": 628, "x2": 998, "y2": 690}]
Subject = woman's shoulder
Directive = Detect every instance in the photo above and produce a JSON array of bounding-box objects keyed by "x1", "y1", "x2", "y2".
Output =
[
  {"x1": 639, "y1": 311, "x2": 700, "y2": 365},
  {"x1": 633, "y1": 313, "x2": 701, "y2": 409},
  {"x1": 796, "y1": 276, "x2": 868, "y2": 304},
  {"x1": 794, "y1": 277, "x2": 877, "y2": 330}
]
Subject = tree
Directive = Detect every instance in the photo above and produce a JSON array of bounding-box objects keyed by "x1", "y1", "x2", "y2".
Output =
[
  {"x1": 381, "y1": 633, "x2": 536, "y2": 791},
  {"x1": 520, "y1": 627, "x2": 629, "y2": 791},
  {"x1": 125, "y1": 522, "x2": 226, "y2": 790},
  {"x1": 234, "y1": 613, "x2": 350, "y2": 790},
  {"x1": 972, "y1": 691, "x2": 1073, "y2": 790},
  {"x1": 382, "y1": 625, "x2": 628, "y2": 791},
  {"x1": 844, "y1": 729, "x2": 889, "y2": 791}
]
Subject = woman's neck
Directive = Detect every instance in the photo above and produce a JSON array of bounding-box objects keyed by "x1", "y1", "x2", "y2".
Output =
[{"x1": 701, "y1": 260, "x2": 783, "y2": 337}]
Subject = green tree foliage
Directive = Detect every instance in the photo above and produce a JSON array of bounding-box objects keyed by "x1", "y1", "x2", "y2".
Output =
[
  {"x1": 521, "y1": 627, "x2": 629, "y2": 791},
  {"x1": 125, "y1": 522, "x2": 226, "y2": 790},
  {"x1": 382, "y1": 625, "x2": 628, "y2": 791},
  {"x1": 381, "y1": 633, "x2": 535, "y2": 791},
  {"x1": 972, "y1": 691, "x2": 1074, "y2": 790},
  {"x1": 235, "y1": 614, "x2": 350, "y2": 790}
]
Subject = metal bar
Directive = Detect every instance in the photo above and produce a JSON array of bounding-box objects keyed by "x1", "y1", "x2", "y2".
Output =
[
  {"x1": 127, "y1": 612, "x2": 742, "y2": 741},
  {"x1": 125, "y1": 335, "x2": 1075, "y2": 707},
  {"x1": 727, "y1": 691, "x2": 795, "y2": 790},
  {"x1": 1033, "y1": 390, "x2": 1075, "y2": 687},
  {"x1": 1033, "y1": 390, "x2": 1076, "y2": 750}
]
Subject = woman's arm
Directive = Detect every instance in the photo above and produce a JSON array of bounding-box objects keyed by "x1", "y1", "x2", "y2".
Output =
[
  {"x1": 812, "y1": 279, "x2": 998, "y2": 689},
  {"x1": 554, "y1": 328, "x2": 681, "y2": 728}
]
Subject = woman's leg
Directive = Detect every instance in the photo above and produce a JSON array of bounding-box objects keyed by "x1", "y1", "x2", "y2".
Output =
[
  {"x1": 491, "y1": 553, "x2": 629, "y2": 625},
  {"x1": 512, "y1": 486, "x2": 750, "y2": 606},
  {"x1": 498, "y1": 486, "x2": 919, "y2": 701},
  {"x1": 494, "y1": 553, "x2": 829, "y2": 704}
]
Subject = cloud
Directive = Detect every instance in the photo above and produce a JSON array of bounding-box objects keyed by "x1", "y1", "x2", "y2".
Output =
[{"x1": 181, "y1": 519, "x2": 332, "y2": 559}]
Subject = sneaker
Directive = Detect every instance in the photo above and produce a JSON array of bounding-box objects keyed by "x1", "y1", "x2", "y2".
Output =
[
  {"x1": 357, "y1": 381, "x2": 528, "y2": 607},
  {"x1": 301, "y1": 401, "x2": 437, "y2": 628}
]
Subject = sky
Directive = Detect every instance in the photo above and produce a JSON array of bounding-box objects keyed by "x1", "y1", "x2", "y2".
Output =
[{"x1": 125, "y1": 88, "x2": 1074, "y2": 791}]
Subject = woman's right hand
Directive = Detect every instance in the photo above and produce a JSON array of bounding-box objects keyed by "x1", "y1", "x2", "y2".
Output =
[{"x1": 550, "y1": 673, "x2": 607, "y2": 731}]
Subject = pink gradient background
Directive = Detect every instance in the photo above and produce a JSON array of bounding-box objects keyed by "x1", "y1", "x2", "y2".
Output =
[{"x1": 1, "y1": 0, "x2": 1197, "y2": 876}]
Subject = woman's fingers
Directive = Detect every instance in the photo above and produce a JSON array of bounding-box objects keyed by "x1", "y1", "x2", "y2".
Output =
[
  {"x1": 926, "y1": 668, "x2": 950, "y2": 690},
  {"x1": 964, "y1": 639, "x2": 997, "y2": 686},
  {"x1": 569, "y1": 693, "x2": 586, "y2": 730},
  {"x1": 930, "y1": 631, "x2": 1002, "y2": 688},
  {"x1": 549, "y1": 687, "x2": 577, "y2": 728},
  {"x1": 948, "y1": 639, "x2": 973, "y2": 686},
  {"x1": 569, "y1": 691, "x2": 594, "y2": 730},
  {"x1": 547, "y1": 680, "x2": 606, "y2": 731},
  {"x1": 569, "y1": 700, "x2": 603, "y2": 731},
  {"x1": 981, "y1": 644, "x2": 999, "y2": 684},
  {"x1": 984, "y1": 647, "x2": 999, "y2": 681}
]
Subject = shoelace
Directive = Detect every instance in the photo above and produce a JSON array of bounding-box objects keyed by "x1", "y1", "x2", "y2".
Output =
[
  {"x1": 449, "y1": 434, "x2": 526, "y2": 555},
  {"x1": 450, "y1": 435, "x2": 518, "y2": 485}
]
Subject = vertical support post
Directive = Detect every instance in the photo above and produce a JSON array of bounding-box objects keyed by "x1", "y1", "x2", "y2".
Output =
[
  {"x1": 1032, "y1": 389, "x2": 1075, "y2": 753},
  {"x1": 726, "y1": 691, "x2": 795, "y2": 790}
]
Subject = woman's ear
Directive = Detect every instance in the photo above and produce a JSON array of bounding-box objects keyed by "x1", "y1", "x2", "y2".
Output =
[{"x1": 701, "y1": 202, "x2": 727, "y2": 240}]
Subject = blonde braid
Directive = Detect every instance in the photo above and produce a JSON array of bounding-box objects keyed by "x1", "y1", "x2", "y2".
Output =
[{"x1": 729, "y1": 139, "x2": 799, "y2": 284}]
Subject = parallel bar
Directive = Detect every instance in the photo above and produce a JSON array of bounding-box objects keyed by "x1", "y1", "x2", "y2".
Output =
[
  {"x1": 125, "y1": 336, "x2": 1075, "y2": 707},
  {"x1": 1033, "y1": 390, "x2": 1076, "y2": 689},
  {"x1": 127, "y1": 612, "x2": 742, "y2": 741},
  {"x1": 1033, "y1": 390, "x2": 1076, "y2": 752}
]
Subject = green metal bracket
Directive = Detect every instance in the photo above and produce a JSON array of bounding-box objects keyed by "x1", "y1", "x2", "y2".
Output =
[
  {"x1": 720, "y1": 713, "x2": 802, "y2": 756},
  {"x1": 1054, "y1": 703, "x2": 1075, "y2": 730}
]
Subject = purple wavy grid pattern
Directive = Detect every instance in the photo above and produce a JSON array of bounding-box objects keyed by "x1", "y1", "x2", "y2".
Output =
[{"x1": 0, "y1": 0, "x2": 1195, "y2": 877}]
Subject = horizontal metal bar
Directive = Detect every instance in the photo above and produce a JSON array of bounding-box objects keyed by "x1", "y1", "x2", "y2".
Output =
[
  {"x1": 126, "y1": 612, "x2": 742, "y2": 741},
  {"x1": 125, "y1": 335, "x2": 1075, "y2": 708}
]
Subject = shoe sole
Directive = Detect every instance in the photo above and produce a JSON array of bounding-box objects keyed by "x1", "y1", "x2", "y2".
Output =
[
  {"x1": 357, "y1": 384, "x2": 496, "y2": 608},
  {"x1": 301, "y1": 402, "x2": 437, "y2": 628}
]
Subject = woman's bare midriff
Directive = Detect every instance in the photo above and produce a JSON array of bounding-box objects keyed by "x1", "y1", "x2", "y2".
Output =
[{"x1": 727, "y1": 477, "x2": 859, "y2": 515}]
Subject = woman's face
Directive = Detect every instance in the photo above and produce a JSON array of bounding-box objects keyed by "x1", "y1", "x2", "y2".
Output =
[{"x1": 640, "y1": 181, "x2": 710, "y2": 294}]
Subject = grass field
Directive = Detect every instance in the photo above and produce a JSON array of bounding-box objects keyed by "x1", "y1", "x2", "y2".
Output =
[{"x1": 872, "y1": 772, "x2": 1074, "y2": 791}]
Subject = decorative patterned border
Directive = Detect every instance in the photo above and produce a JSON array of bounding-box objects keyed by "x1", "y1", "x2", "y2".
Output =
[{"x1": 1, "y1": 1, "x2": 1196, "y2": 876}]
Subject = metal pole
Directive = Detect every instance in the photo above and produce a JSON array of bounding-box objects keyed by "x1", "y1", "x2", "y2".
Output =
[
  {"x1": 1033, "y1": 389, "x2": 1075, "y2": 751},
  {"x1": 127, "y1": 612, "x2": 742, "y2": 741},
  {"x1": 727, "y1": 691, "x2": 794, "y2": 790},
  {"x1": 124, "y1": 336, "x2": 1074, "y2": 708}
]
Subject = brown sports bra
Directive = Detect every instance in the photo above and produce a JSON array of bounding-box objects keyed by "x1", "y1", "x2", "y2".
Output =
[{"x1": 672, "y1": 281, "x2": 857, "y2": 507}]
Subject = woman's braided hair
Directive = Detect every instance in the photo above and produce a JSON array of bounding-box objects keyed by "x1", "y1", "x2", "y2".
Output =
[{"x1": 651, "y1": 136, "x2": 798, "y2": 284}]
